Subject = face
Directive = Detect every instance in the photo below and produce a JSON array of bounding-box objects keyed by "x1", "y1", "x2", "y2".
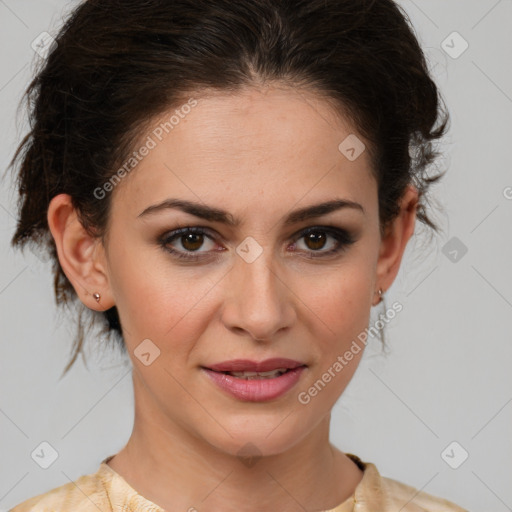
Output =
[{"x1": 97, "y1": 85, "x2": 389, "y2": 456}]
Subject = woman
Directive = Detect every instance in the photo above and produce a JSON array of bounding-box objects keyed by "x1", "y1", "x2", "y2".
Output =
[{"x1": 8, "y1": 0, "x2": 467, "y2": 510}]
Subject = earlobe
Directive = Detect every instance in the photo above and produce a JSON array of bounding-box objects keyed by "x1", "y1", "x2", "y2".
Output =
[
  {"x1": 374, "y1": 185, "x2": 419, "y2": 297},
  {"x1": 47, "y1": 193, "x2": 114, "y2": 311}
]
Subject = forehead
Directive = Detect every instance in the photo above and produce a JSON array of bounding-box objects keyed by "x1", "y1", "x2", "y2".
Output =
[{"x1": 111, "y1": 85, "x2": 376, "y2": 220}]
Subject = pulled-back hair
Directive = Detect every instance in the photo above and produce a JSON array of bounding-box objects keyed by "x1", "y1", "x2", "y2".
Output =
[{"x1": 7, "y1": 0, "x2": 450, "y2": 376}]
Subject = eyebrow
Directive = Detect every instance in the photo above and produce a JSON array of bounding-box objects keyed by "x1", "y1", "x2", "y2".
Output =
[{"x1": 137, "y1": 198, "x2": 365, "y2": 226}]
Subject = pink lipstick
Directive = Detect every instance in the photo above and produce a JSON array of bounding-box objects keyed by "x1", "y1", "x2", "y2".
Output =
[{"x1": 202, "y1": 358, "x2": 307, "y2": 402}]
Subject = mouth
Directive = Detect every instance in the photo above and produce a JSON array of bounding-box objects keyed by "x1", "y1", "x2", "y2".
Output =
[
  {"x1": 205, "y1": 367, "x2": 302, "y2": 380},
  {"x1": 200, "y1": 358, "x2": 308, "y2": 401},
  {"x1": 203, "y1": 357, "x2": 307, "y2": 374}
]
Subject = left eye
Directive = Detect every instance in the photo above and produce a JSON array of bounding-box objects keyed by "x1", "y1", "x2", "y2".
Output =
[{"x1": 292, "y1": 229, "x2": 339, "y2": 253}]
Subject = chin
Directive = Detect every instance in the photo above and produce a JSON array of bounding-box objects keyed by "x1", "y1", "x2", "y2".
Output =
[{"x1": 201, "y1": 414, "x2": 314, "y2": 461}]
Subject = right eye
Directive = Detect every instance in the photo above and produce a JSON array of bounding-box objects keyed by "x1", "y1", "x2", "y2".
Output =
[{"x1": 159, "y1": 226, "x2": 223, "y2": 261}]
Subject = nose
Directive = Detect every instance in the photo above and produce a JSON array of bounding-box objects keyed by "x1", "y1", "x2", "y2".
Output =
[{"x1": 220, "y1": 247, "x2": 295, "y2": 342}]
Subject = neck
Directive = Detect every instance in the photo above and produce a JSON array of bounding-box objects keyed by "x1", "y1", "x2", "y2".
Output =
[{"x1": 107, "y1": 374, "x2": 363, "y2": 512}]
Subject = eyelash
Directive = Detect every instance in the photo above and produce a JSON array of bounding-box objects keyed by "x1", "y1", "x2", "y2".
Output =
[{"x1": 158, "y1": 226, "x2": 357, "y2": 262}]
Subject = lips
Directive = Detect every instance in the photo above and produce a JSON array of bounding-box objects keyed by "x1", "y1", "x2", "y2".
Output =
[
  {"x1": 201, "y1": 362, "x2": 307, "y2": 401},
  {"x1": 204, "y1": 358, "x2": 306, "y2": 373}
]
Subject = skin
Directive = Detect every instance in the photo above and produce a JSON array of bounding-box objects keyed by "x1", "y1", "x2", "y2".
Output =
[{"x1": 47, "y1": 84, "x2": 418, "y2": 512}]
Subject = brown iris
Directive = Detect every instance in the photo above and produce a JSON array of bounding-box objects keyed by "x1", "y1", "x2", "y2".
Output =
[
  {"x1": 303, "y1": 232, "x2": 327, "y2": 251},
  {"x1": 181, "y1": 233, "x2": 205, "y2": 251}
]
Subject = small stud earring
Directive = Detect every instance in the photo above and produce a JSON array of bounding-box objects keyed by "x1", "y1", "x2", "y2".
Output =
[
  {"x1": 375, "y1": 288, "x2": 383, "y2": 304},
  {"x1": 93, "y1": 292, "x2": 101, "y2": 303}
]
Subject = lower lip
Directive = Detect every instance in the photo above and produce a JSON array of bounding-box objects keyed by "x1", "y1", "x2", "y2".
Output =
[{"x1": 202, "y1": 366, "x2": 307, "y2": 402}]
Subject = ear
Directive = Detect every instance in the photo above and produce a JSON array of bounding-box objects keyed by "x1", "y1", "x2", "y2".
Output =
[
  {"x1": 47, "y1": 193, "x2": 115, "y2": 311},
  {"x1": 373, "y1": 184, "x2": 418, "y2": 305}
]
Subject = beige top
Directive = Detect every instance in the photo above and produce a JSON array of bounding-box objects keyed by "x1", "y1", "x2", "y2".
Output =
[{"x1": 9, "y1": 453, "x2": 468, "y2": 511}]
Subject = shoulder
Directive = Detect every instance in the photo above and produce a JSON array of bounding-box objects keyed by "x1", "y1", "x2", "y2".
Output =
[
  {"x1": 9, "y1": 465, "x2": 110, "y2": 512},
  {"x1": 345, "y1": 453, "x2": 468, "y2": 512},
  {"x1": 379, "y1": 473, "x2": 468, "y2": 511}
]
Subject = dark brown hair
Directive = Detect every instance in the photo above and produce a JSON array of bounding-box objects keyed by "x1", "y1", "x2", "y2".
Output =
[{"x1": 6, "y1": 0, "x2": 450, "y2": 376}]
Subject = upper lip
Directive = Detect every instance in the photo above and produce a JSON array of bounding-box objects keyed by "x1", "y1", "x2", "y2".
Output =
[{"x1": 204, "y1": 358, "x2": 306, "y2": 372}]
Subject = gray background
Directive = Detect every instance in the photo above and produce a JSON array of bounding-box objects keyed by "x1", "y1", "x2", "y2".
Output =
[{"x1": 1, "y1": 1, "x2": 511, "y2": 510}]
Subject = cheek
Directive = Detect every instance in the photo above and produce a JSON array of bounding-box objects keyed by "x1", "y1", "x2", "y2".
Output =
[
  {"x1": 107, "y1": 242, "x2": 215, "y2": 347},
  {"x1": 296, "y1": 259, "x2": 374, "y2": 343},
  {"x1": 298, "y1": 267, "x2": 373, "y2": 403}
]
